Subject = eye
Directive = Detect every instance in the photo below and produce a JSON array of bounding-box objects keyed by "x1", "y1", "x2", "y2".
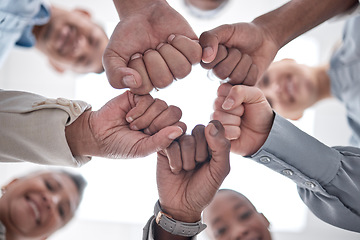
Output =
[
  {"x1": 238, "y1": 210, "x2": 253, "y2": 221},
  {"x1": 58, "y1": 205, "x2": 65, "y2": 219},
  {"x1": 262, "y1": 74, "x2": 270, "y2": 87},
  {"x1": 45, "y1": 180, "x2": 55, "y2": 192},
  {"x1": 215, "y1": 227, "x2": 227, "y2": 237}
]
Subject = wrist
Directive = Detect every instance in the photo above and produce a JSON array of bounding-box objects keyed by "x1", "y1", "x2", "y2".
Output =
[
  {"x1": 160, "y1": 204, "x2": 202, "y2": 223},
  {"x1": 65, "y1": 111, "x2": 100, "y2": 157},
  {"x1": 113, "y1": 0, "x2": 167, "y2": 19}
]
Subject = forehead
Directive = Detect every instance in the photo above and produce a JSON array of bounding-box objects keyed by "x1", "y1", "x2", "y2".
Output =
[{"x1": 205, "y1": 191, "x2": 254, "y2": 220}]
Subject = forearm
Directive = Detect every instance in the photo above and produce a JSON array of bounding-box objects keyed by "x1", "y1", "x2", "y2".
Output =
[
  {"x1": 113, "y1": 0, "x2": 167, "y2": 19},
  {"x1": 253, "y1": 0, "x2": 358, "y2": 49}
]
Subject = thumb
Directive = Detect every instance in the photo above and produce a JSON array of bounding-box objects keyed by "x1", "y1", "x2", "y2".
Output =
[
  {"x1": 199, "y1": 24, "x2": 235, "y2": 63},
  {"x1": 103, "y1": 48, "x2": 143, "y2": 89},
  {"x1": 221, "y1": 85, "x2": 266, "y2": 111},
  {"x1": 137, "y1": 126, "x2": 184, "y2": 157},
  {"x1": 204, "y1": 120, "x2": 231, "y2": 181}
]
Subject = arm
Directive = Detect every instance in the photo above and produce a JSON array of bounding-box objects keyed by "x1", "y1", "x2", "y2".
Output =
[
  {"x1": 212, "y1": 83, "x2": 360, "y2": 232},
  {"x1": 143, "y1": 121, "x2": 231, "y2": 240},
  {"x1": 103, "y1": 0, "x2": 201, "y2": 94},
  {"x1": 199, "y1": 0, "x2": 358, "y2": 86}
]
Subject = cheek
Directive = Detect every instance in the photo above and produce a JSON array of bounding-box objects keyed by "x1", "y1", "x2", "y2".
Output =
[{"x1": 9, "y1": 198, "x2": 36, "y2": 234}]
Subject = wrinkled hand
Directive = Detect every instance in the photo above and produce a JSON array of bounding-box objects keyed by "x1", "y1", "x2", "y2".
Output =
[
  {"x1": 212, "y1": 83, "x2": 274, "y2": 156},
  {"x1": 156, "y1": 121, "x2": 230, "y2": 222},
  {"x1": 199, "y1": 22, "x2": 279, "y2": 86},
  {"x1": 66, "y1": 90, "x2": 186, "y2": 159},
  {"x1": 103, "y1": 1, "x2": 201, "y2": 95}
]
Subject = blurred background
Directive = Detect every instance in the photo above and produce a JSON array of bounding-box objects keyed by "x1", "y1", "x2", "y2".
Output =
[{"x1": 1, "y1": 0, "x2": 359, "y2": 239}]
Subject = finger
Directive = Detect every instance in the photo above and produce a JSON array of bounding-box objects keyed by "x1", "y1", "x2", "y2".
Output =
[
  {"x1": 211, "y1": 111, "x2": 241, "y2": 126},
  {"x1": 222, "y1": 85, "x2": 265, "y2": 111},
  {"x1": 227, "y1": 53, "x2": 252, "y2": 85},
  {"x1": 223, "y1": 125, "x2": 241, "y2": 140},
  {"x1": 242, "y1": 64, "x2": 259, "y2": 86},
  {"x1": 130, "y1": 99, "x2": 168, "y2": 130},
  {"x1": 204, "y1": 120, "x2": 231, "y2": 179},
  {"x1": 200, "y1": 45, "x2": 228, "y2": 70},
  {"x1": 179, "y1": 135, "x2": 196, "y2": 171},
  {"x1": 128, "y1": 53, "x2": 155, "y2": 95},
  {"x1": 143, "y1": 49, "x2": 174, "y2": 89},
  {"x1": 212, "y1": 48, "x2": 242, "y2": 80},
  {"x1": 164, "y1": 141, "x2": 182, "y2": 174},
  {"x1": 157, "y1": 43, "x2": 191, "y2": 79},
  {"x1": 213, "y1": 97, "x2": 245, "y2": 116},
  {"x1": 199, "y1": 24, "x2": 235, "y2": 63},
  {"x1": 137, "y1": 126, "x2": 184, "y2": 159},
  {"x1": 103, "y1": 48, "x2": 142, "y2": 89},
  {"x1": 191, "y1": 124, "x2": 208, "y2": 163},
  {"x1": 144, "y1": 105, "x2": 182, "y2": 135},
  {"x1": 126, "y1": 94, "x2": 154, "y2": 123},
  {"x1": 168, "y1": 34, "x2": 202, "y2": 65},
  {"x1": 217, "y1": 83, "x2": 233, "y2": 97}
]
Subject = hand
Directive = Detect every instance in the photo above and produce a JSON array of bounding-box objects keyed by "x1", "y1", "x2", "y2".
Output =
[
  {"x1": 66, "y1": 91, "x2": 186, "y2": 158},
  {"x1": 103, "y1": 1, "x2": 202, "y2": 95},
  {"x1": 212, "y1": 83, "x2": 274, "y2": 156},
  {"x1": 199, "y1": 22, "x2": 279, "y2": 86},
  {"x1": 156, "y1": 121, "x2": 230, "y2": 223}
]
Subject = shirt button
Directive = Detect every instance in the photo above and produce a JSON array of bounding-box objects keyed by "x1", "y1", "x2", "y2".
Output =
[
  {"x1": 281, "y1": 169, "x2": 294, "y2": 176},
  {"x1": 305, "y1": 181, "x2": 316, "y2": 188},
  {"x1": 259, "y1": 156, "x2": 271, "y2": 164}
]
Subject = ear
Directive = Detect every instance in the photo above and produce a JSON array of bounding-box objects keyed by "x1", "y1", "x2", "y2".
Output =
[
  {"x1": 73, "y1": 8, "x2": 91, "y2": 19},
  {"x1": 48, "y1": 59, "x2": 65, "y2": 73},
  {"x1": 2, "y1": 178, "x2": 19, "y2": 194}
]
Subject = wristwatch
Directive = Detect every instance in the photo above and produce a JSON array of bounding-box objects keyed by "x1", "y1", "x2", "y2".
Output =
[{"x1": 154, "y1": 200, "x2": 207, "y2": 237}]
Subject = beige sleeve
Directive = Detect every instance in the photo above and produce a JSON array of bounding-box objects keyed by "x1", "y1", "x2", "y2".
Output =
[{"x1": 0, "y1": 90, "x2": 92, "y2": 167}]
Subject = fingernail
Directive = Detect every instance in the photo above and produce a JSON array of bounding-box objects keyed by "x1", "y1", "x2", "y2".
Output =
[
  {"x1": 168, "y1": 126, "x2": 183, "y2": 140},
  {"x1": 144, "y1": 128, "x2": 151, "y2": 135},
  {"x1": 126, "y1": 116, "x2": 133, "y2": 123},
  {"x1": 222, "y1": 98, "x2": 234, "y2": 110},
  {"x1": 202, "y1": 47, "x2": 214, "y2": 63},
  {"x1": 209, "y1": 123, "x2": 218, "y2": 136},
  {"x1": 168, "y1": 34, "x2": 176, "y2": 42},
  {"x1": 130, "y1": 53, "x2": 142, "y2": 61},
  {"x1": 156, "y1": 42, "x2": 165, "y2": 50},
  {"x1": 131, "y1": 125, "x2": 139, "y2": 131},
  {"x1": 123, "y1": 75, "x2": 136, "y2": 87}
]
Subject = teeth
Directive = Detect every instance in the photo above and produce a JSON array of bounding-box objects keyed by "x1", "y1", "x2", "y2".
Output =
[{"x1": 28, "y1": 200, "x2": 40, "y2": 224}]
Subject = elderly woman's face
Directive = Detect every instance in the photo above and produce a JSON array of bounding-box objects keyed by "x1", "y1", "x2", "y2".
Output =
[{"x1": 1, "y1": 172, "x2": 80, "y2": 239}]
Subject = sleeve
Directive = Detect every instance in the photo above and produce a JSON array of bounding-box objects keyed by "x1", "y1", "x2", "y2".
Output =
[
  {"x1": 0, "y1": 89, "x2": 92, "y2": 167},
  {"x1": 249, "y1": 113, "x2": 360, "y2": 233}
]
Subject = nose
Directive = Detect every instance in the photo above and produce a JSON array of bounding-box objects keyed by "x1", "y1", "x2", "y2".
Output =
[
  {"x1": 42, "y1": 192, "x2": 61, "y2": 209},
  {"x1": 231, "y1": 224, "x2": 249, "y2": 240},
  {"x1": 72, "y1": 35, "x2": 89, "y2": 57}
]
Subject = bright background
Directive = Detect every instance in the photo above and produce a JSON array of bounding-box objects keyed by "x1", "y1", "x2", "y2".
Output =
[{"x1": 1, "y1": 0, "x2": 359, "y2": 239}]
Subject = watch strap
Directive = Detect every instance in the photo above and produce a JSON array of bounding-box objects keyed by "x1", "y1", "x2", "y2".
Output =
[{"x1": 153, "y1": 200, "x2": 207, "y2": 237}]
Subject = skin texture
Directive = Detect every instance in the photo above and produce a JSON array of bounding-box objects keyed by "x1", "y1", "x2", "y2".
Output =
[
  {"x1": 0, "y1": 172, "x2": 80, "y2": 240},
  {"x1": 185, "y1": 0, "x2": 228, "y2": 11},
  {"x1": 203, "y1": 190, "x2": 272, "y2": 240},
  {"x1": 212, "y1": 83, "x2": 274, "y2": 156},
  {"x1": 33, "y1": 6, "x2": 108, "y2": 74},
  {"x1": 65, "y1": 90, "x2": 186, "y2": 159},
  {"x1": 199, "y1": 0, "x2": 358, "y2": 86},
  {"x1": 154, "y1": 121, "x2": 231, "y2": 240},
  {"x1": 104, "y1": 0, "x2": 202, "y2": 94},
  {"x1": 256, "y1": 59, "x2": 331, "y2": 120}
]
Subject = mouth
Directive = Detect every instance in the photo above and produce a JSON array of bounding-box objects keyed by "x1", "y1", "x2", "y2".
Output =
[{"x1": 26, "y1": 195, "x2": 41, "y2": 225}]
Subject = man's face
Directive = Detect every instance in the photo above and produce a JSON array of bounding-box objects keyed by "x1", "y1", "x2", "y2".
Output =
[
  {"x1": 1, "y1": 172, "x2": 80, "y2": 239},
  {"x1": 35, "y1": 7, "x2": 108, "y2": 74},
  {"x1": 204, "y1": 191, "x2": 272, "y2": 240},
  {"x1": 256, "y1": 59, "x2": 318, "y2": 120}
]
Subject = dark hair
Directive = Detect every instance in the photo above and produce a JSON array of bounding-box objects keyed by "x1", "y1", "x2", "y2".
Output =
[{"x1": 60, "y1": 170, "x2": 87, "y2": 202}]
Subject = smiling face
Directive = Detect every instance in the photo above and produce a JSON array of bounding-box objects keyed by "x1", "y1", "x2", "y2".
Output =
[
  {"x1": 256, "y1": 59, "x2": 318, "y2": 120},
  {"x1": 204, "y1": 190, "x2": 272, "y2": 240},
  {"x1": 0, "y1": 172, "x2": 80, "y2": 240},
  {"x1": 34, "y1": 6, "x2": 108, "y2": 74}
]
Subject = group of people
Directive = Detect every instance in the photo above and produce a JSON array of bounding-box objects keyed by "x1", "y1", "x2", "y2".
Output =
[{"x1": 1, "y1": 0, "x2": 360, "y2": 239}]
